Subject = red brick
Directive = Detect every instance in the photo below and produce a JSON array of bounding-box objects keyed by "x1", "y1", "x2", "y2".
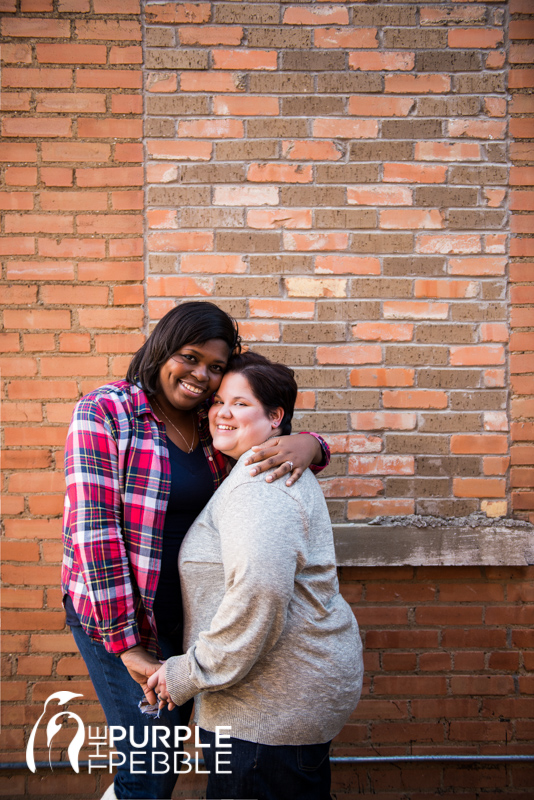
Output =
[
  {"x1": 284, "y1": 232, "x2": 348, "y2": 251},
  {"x1": 77, "y1": 214, "x2": 143, "y2": 235},
  {"x1": 450, "y1": 346, "x2": 505, "y2": 366},
  {"x1": 453, "y1": 478, "x2": 506, "y2": 498},
  {"x1": 178, "y1": 119, "x2": 244, "y2": 138},
  {"x1": 0, "y1": 143, "x2": 36, "y2": 166},
  {"x1": 40, "y1": 191, "x2": 107, "y2": 212},
  {"x1": 319, "y1": 477, "x2": 383, "y2": 498},
  {"x1": 180, "y1": 72, "x2": 243, "y2": 93},
  {"x1": 348, "y1": 499, "x2": 415, "y2": 520},
  {"x1": 314, "y1": 27, "x2": 377, "y2": 49},
  {"x1": 349, "y1": 94, "x2": 415, "y2": 117},
  {"x1": 414, "y1": 280, "x2": 477, "y2": 299},
  {"x1": 386, "y1": 74, "x2": 451, "y2": 94},
  {"x1": 181, "y1": 255, "x2": 247, "y2": 273},
  {"x1": 317, "y1": 345, "x2": 382, "y2": 365},
  {"x1": 283, "y1": 140, "x2": 343, "y2": 162},
  {"x1": 76, "y1": 167, "x2": 143, "y2": 187},
  {"x1": 247, "y1": 209, "x2": 312, "y2": 229},
  {"x1": 1, "y1": 42, "x2": 32, "y2": 62},
  {"x1": 312, "y1": 118, "x2": 378, "y2": 139},
  {"x1": 76, "y1": 19, "x2": 141, "y2": 40},
  {"x1": 0, "y1": 91, "x2": 31, "y2": 111},
  {"x1": 76, "y1": 68, "x2": 142, "y2": 89},
  {"x1": 147, "y1": 140, "x2": 212, "y2": 162},
  {"x1": 350, "y1": 368, "x2": 414, "y2": 388},
  {"x1": 249, "y1": 299, "x2": 315, "y2": 319},
  {"x1": 451, "y1": 435, "x2": 508, "y2": 455},
  {"x1": 213, "y1": 49, "x2": 277, "y2": 71},
  {"x1": 110, "y1": 45, "x2": 142, "y2": 65},
  {"x1": 35, "y1": 92, "x2": 106, "y2": 114},
  {"x1": 59, "y1": 333, "x2": 91, "y2": 352},
  {"x1": 350, "y1": 52, "x2": 414, "y2": 71},
  {"x1": 348, "y1": 455, "x2": 414, "y2": 476},
  {"x1": 380, "y1": 208, "x2": 444, "y2": 229},
  {"x1": 247, "y1": 163, "x2": 312, "y2": 183},
  {"x1": 481, "y1": 323, "x2": 509, "y2": 343},
  {"x1": 35, "y1": 43, "x2": 106, "y2": 64},
  {"x1": 78, "y1": 308, "x2": 144, "y2": 329},
  {"x1": 214, "y1": 185, "x2": 278, "y2": 206},
  {"x1": 373, "y1": 676, "x2": 447, "y2": 696},
  {"x1": 41, "y1": 167, "x2": 73, "y2": 186},
  {"x1": 383, "y1": 163, "x2": 447, "y2": 184},
  {"x1": 449, "y1": 27, "x2": 503, "y2": 49},
  {"x1": 2, "y1": 17, "x2": 69, "y2": 37},
  {"x1": 0, "y1": 192, "x2": 34, "y2": 210},
  {"x1": 213, "y1": 96, "x2": 279, "y2": 116},
  {"x1": 383, "y1": 301, "x2": 448, "y2": 320},
  {"x1": 112, "y1": 93, "x2": 143, "y2": 114},
  {"x1": 0, "y1": 354, "x2": 37, "y2": 375},
  {"x1": 78, "y1": 118, "x2": 143, "y2": 139},
  {"x1": 147, "y1": 275, "x2": 213, "y2": 297},
  {"x1": 416, "y1": 142, "x2": 481, "y2": 161},
  {"x1": 283, "y1": 5, "x2": 348, "y2": 24},
  {"x1": 352, "y1": 322, "x2": 413, "y2": 341},
  {"x1": 450, "y1": 676, "x2": 515, "y2": 696},
  {"x1": 2, "y1": 68, "x2": 72, "y2": 89},
  {"x1": 4, "y1": 167, "x2": 38, "y2": 186}
]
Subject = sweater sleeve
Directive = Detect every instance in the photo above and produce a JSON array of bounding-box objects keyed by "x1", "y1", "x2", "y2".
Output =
[
  {"x1": 165, "y1": 481, "x2": 305, "y2": 705},
  {"x1": 64, "y1": 395, "x2": 141, "y2": 654}
]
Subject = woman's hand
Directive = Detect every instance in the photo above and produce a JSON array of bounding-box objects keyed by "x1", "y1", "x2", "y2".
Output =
[
  {"x1": 147, "y1": 663, "x2": 176, "y2": 711},
  {"x1": 119, "y1": 645, "x2": 161, "y2": 705},
  {"x1": 244, "y1": 434, "x2": 323, "y2": 486}
]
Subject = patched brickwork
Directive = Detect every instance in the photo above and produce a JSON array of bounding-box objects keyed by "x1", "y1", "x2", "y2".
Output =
[{"x1": 143, "y1": 0, "x2": 531, "y2": 525}]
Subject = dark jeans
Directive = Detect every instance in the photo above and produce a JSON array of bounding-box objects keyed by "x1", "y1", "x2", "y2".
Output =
[
  {"x1": 200, "y1": 728, "x2": 332, "y2": 800},
  {"x1": 71, "y1": 624, "x2": 193, "y2": 799}
]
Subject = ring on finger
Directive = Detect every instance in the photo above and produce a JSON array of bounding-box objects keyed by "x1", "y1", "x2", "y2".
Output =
[{"x1": 286, "y1": 461, "x2": 294, "y2": 471}]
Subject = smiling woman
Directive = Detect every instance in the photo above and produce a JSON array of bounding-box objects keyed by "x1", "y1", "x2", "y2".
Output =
[
  {"x1": 61, "y1": 302, "x2": 330, "y2": 800},
  {"x1": 147, "y1": 351, "x2": 363, "y2": 800}
]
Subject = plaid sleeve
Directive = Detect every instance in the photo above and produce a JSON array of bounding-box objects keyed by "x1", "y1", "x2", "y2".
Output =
[
  {"x1": 298, "y1": 431, "x2": 331, "y2": 473},
  {"x1": 65, "y1": 396, "x2": 141, "y2": 654}
]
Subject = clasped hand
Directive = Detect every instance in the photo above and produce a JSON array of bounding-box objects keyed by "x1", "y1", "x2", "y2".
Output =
[{"x1": 119, "y1": 645, "x2": 174, "y2": 710}]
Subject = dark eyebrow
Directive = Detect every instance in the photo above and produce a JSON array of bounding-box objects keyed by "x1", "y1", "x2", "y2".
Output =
[{"x1": 181, "y1": 346, "x2": 228, "y2": 366}]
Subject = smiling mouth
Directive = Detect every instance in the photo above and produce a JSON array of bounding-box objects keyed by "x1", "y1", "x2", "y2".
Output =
[
  {"x1": 180, "y1": 380, "x2": 205, "y2": 395},
  {"x1": 216, "y1": 424, "x2": 236, "y2": 431}
]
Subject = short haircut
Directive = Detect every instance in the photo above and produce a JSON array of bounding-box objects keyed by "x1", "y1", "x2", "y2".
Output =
[
  {"x1": 126, "y1": 301, "x2": 241, "y2": 395},
  {"x1": 225, "y1": 351, "x2": 298, "y2": 436}
]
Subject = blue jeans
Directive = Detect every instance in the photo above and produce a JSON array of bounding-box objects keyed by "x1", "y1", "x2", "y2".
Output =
[
  {"x1": 199, "y1": 728, "x2": 332, "y2": 800},
  {"x1": 71, "y1": 624, "x2": 193, "y2": 799}
]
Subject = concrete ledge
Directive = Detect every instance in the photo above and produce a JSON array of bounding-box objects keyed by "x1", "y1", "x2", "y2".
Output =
[{"x1": 333, "y1": 525, "x2": 534, "y2": 567}]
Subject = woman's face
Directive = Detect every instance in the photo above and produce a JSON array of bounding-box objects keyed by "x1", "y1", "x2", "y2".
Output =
[
  {"x1": 157, "y1": 339, "x2": 231, "y2": 412},
  {"x1": 209, "y1": 372, "x2": 283, "y2": 461}
]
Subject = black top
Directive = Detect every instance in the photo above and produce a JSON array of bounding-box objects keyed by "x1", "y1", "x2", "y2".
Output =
[{"x1": 152, "y1": 437, "x2": 214, "y2": 639}]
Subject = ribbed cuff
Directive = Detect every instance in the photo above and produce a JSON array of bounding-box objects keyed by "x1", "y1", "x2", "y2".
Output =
[{"x1": 165, "y1": 655, "x2": 199, "y2": 706}]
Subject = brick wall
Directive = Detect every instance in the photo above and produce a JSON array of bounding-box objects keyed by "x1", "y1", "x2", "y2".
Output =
[{"x1": 1, "y1": 0, "x2": 534, "y2": 797}]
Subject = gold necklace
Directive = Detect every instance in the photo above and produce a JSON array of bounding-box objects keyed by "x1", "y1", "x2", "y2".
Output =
[{"x1": 152, "y1": 398, "x2": 196, "y2": 454}]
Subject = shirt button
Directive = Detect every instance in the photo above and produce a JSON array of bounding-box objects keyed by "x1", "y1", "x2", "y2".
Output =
[{"x1": 208, "y1": 456, "x2": 213, "y2": 461}]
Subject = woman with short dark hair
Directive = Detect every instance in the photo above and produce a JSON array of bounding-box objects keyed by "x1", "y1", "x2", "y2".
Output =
[
  {"x1": 62, "y1": 302, "x2": 330, "y2": 800},
  {"x1": 148, "y1": 351, "x2": 363, "y2": 800}
]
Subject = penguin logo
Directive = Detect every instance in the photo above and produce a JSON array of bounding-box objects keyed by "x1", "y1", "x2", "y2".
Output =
[{"x1": 26, "y1": 691, "x2": 85, "y2": 773}]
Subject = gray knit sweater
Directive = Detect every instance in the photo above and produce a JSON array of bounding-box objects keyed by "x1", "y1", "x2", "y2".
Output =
[{"x1": 165, "y1": 451, "x2": 363, "y2": 745}]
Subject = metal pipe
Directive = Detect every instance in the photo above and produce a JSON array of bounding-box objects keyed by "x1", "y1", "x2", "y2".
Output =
[{"x1": 2, "y1": 754, "x2": 533, "y2": 770}]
